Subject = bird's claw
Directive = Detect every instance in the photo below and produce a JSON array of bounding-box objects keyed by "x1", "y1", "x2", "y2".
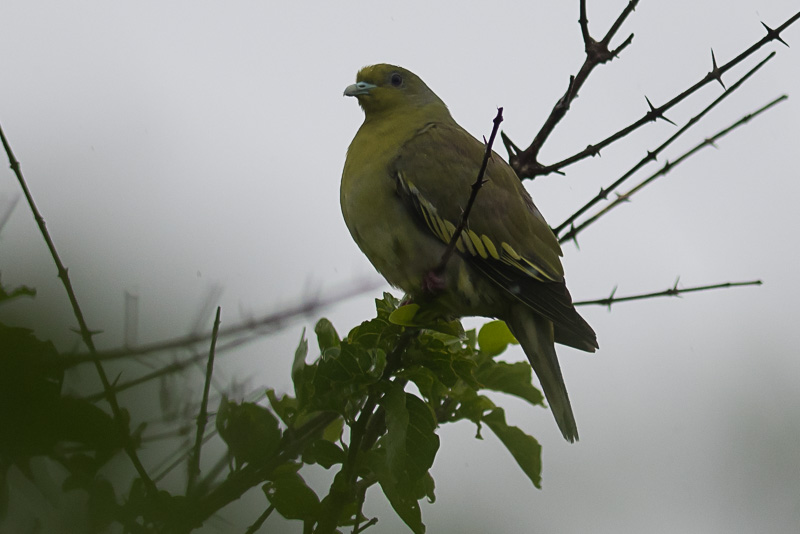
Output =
[{"x1": 422, "y1": 269, "x2": 446, "y2": 295}]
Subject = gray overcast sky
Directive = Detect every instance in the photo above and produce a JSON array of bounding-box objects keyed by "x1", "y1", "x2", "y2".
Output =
[{"x1": 1, "y1": 1, "x2": 799, "y2": 532}]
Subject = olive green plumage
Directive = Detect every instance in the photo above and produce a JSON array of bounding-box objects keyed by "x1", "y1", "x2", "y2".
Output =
[{"x1": 341, "y1": 64, "x2": 597, "y2": 442}]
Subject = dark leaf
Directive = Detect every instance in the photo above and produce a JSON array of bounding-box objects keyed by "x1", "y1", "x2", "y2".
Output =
[
  {"x1": 263, "y1": 469, "x2": 320, "y2": 521},
  {"x1": 483, "y1": 408, "x2": 542, "y2": 488},
  {"x1": 475, "y1": 361, "x2": 545, "y2": 407}
]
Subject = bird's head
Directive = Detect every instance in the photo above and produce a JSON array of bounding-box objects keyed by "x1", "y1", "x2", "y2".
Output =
[{"x1": 344, "y1": 64, "x2": 450, "y2": 120}]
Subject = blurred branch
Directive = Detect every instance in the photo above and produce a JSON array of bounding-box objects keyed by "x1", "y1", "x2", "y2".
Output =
[
  {"x1": 555, "y1": 51, "x2": 779, "y2": 241},
  {"x1": 62, "y1": 278, "x2": 384, "y2": 368},
  {"x1": 0, "y1": 192, "x2": 19, "y2": 233},
  {"x1": 0, "y1": 120, "x2": 158, "y2": 497},
  {"x1": 505, "y1": 0, "x2": 639, "y2": 177},
  {"x1": 575, "y1": 279, "x2": 762, "y2": 309},
  {"x1": 509, "y1": 9, "x2": 800, "y2": 179},
  {"x1": 559, "y1": 94, "x2": 787, "y2": 244}
]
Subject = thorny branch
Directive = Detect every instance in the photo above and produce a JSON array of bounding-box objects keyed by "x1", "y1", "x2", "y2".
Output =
[
  {"x1": 187, "y1": 306, "x2": 221, "y2": 495},
  {"x1": 432, "y1": 107, "x2": 504, "y2": 280},
  {"x1": 555, "y1": 51, "x2": 779, "y2": 241},
  {"x1": 575, "y1": 280, "x2": 762, "y2": 309},
  {"x1": 505, "y1": 7, "x2": 800, "y2": 179},
  {"x1": 505, "y1": 0, "x2": 640, "y2": 178},
  {"x1": 559, "y1": 94, "x2": 787, "y2": 244},
  {"x1": 0, "y1": 120, "x2": 159, "y2": 497}
]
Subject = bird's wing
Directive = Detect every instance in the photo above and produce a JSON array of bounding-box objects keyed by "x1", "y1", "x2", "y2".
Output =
[{"x1": 391, "y1": 122, "x2": 597, "y2": 351}]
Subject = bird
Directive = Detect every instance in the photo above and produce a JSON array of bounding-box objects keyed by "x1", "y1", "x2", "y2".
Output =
[{"x1": 341, "y1": 64, "x2": 597, "y2": 442}]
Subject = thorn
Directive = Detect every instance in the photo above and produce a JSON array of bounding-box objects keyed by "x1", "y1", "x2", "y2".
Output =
[
  {"x1": 645, "y1": 150, "x2": 657, "y2": 162},
  {"x1": 570, "y1": 225, "x2": 580, "y2": 250},
  {"x1": 501, "y1": 131, "x2": 519, "y2": 155},
  {"x1": 709, "y1": 49, "x2": 726, "y2": 89},
  {"x1": 761, "y1": 21, "x2": 789, "y2": 47},
  {"x1": 598, "y1": 187, "x2": 608, "y2": 200},
  {"x1": 644, "y1": 96, "x2": 676, "y2": 126},
  {"x1": 705, "y1": 138, "x2": 718, "y2": 149},
  {"x1": 614, "y1": 192, "x2": 631, "y2": 203},
  {"x1": 606, "y1": 285, "x2": 618, "y2": 311},
  {"x1": 70, "y1": 327, "x2": 104, "y2": 337},
  {"x1": 662, "y1": 160, "x2": 672, "y2": 173},
  {"x1": 586, "y1": 144, "x2": 601, "y2": 157},
  {"x1": 669, "y1": 276, "x2": 681, "y2": 296}
]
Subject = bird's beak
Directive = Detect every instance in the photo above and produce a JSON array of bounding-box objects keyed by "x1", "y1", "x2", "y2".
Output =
[{"x1": 343, "y1": 81, "x2": 377, "y2": 97}]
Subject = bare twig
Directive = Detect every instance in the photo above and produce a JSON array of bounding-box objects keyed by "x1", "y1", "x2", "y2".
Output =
[
  {"x1": 188, "y1": 306, "x2": 222, "y2": 494},
  {"x1": 506, "y1": 0, "x2": 640, "y2": 177},
  {"x1": 575, "y1": 279, "x2": 762, "y2": 309},
  {"x1": 432, "y1": 107, "x2": 504, "y2": 278},
  {"x1": 0, "y1": 121, "x2": 158, "y2": 497},
  {"x1": 560, "y1": 95, "x2": 787, "y2": 244},
  {"x1": 245, "y1": 506, "x2": 275, "y2": 534},
  {"x1": 555, "y1": 51, "x2": 778, "y2": 240}
]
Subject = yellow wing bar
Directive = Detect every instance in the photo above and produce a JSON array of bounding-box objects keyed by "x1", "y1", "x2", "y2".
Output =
[{"x1": 396, "y1": 173, "x2": 557, "y2": 283}]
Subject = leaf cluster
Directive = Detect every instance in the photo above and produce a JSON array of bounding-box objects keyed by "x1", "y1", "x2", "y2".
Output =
[{"x1": 220, "y1": 293, "x2": 547, "y2": 533}]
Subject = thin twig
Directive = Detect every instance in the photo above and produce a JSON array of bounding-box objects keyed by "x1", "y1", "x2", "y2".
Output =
[
  {"x1": 560, "y1": 95, "x2": 787, "y2": 243},
  {"x1": 188, "y1": 306, "x2": 222, "y2": 494},
  {"x1": 244, "y1": 505, "x2": 275, "y2": 534},
  {"x1": 433, "y1": 107, "x2": 504, "y2": 277},
  {"x1": 527, "y1": 10, "x2": 800, "y2": 178},
  {"x1": 0, "y1": 121, "x2": 158, "y2": 497},
  {"x1": 555, "y1": 51, "x2": 777, "y2": 239},
  {"x1": 575, "y1": 280, "x2": 762, "y2": 309}
]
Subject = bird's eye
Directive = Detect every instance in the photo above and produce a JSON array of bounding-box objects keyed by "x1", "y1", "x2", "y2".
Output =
[{"x1": 390, "y1": 73, "x2": 403, "y2": 87}]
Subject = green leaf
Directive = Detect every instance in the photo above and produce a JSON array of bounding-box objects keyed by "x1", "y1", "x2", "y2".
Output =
[
  {"x1": 292, "y1": 329, "x2": 310, "y2": 399},
  {"x1": 388, "y1": 304, "x2": 465, "y2": 338},
  {"x1": 388, "y1": 303, "x2": 421, "y2": 326},
  {"x1": 450, "y1": 390, "x2": 496, "y2": 434},
  {"x1": 266, "y1": 389, "x2": 297, "y2": 427},
  {"x1": 483, "y1": 408, "x2": 542, "y2": 489},
  {"x1": 381, "y1": 385, "x2": 440, "y2": 482},
  {"x1": 366, "y1": 450, "x2": 426, "y2": 534},
  {"x1": 477, "y1": 320, "x2": 518, "y2": 357},
  {"x1": 315, "y1": 318, "x2": 341, "y2": 353},
  {"x1": 263, "y1": 469, "x2": 320, "y2": 521},
  {"x1": 375, "y1": 292, "x2": 402, "y2": 318},
  {"x1": 475, "y1": 361, "x2": 545, "y2": 407},
  {"x1": 316, "y1": 343, "x2": 376, "y2": 386},
  {"x1": 398, "y1": 366, "x2": 447, "y2": 404},
  {"x1": 322, "y1": 416, "x2": 344, "y2": 443},
  {"x1": 302, "y1": 439, "x2": 345, "y2": 469},
  {"x1": 216, "y1": 398, "x2": 281, "y2": 466}
]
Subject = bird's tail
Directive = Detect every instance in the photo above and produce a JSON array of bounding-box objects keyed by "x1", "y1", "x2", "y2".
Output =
[{"x1": 506, "y1": 308, "x2": 579, "y2": 442}]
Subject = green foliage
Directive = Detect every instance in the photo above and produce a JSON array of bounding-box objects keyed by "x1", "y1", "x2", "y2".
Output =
[
  {"x1": 268, "y1": 293, "x2": 546, "y2": 533},
  {"x1": 1, "y1": 287, "x2": 547, "y2": 533}
]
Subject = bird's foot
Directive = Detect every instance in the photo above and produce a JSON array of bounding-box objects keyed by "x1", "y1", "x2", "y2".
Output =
[{"x1": 422, "y1": 269, "x2": 446, "y2": 295}]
